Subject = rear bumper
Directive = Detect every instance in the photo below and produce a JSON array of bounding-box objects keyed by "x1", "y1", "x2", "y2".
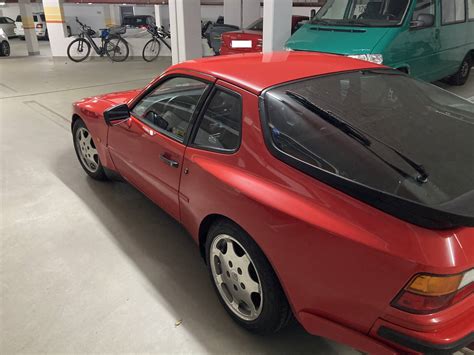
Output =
[
  {"x1": 299, "y1": 302, "x2": 474, "y2": 354},
  {"x1": 377, "y1": 326, "x2": 473, "y2": 354}
]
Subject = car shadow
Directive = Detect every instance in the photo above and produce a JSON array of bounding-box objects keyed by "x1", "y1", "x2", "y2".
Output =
[{"x1": 53, "y1": 149, "x2": 355, "y2": 355}]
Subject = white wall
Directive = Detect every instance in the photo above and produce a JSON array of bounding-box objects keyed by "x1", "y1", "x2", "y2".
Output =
[
  {"x1": 0, "y1": 3, "x2": 43, "y2": 21},
  {"x1": 63, "y1": 4, "x2": 106, "y2": 35},
  {"x1": 201, "y1": 5, "x2": 223, "y2": 22}
]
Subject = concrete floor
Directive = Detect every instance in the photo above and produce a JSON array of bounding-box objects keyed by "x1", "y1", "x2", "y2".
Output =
[{"x1": 1, "y1": 39, "x2": 473, "y2": 354}]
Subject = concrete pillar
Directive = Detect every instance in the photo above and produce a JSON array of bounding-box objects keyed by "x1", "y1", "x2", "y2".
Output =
[
  {"x1": 224, "y1": 0, "x2": 242, "y2": 27},
  {"x1": 103, "y1": 4, "x2": 118, "y2": 27},
  {"x1": 18, "y1": 0, "x2": 40, "y2": 55},
  {"x1": 154, "y1": 4, "x2": 169, "y2": 29},
  {"x1": 43, "y1": 0, "x2": 68, "y2": 57},
  {"x1": 168, "y1": 0, "x2": 202, "y2": 64},
  {"x1": 262, "y1": 0, "x2": 292, "y2": 53},
  {"x1": 242, "y1": 0, "x2": 260, "y2": 28}
]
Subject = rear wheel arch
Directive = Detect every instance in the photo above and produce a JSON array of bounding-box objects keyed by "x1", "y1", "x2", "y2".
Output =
[{"x1": 199, "y1": 214, "x2": 233, "y2": 261}]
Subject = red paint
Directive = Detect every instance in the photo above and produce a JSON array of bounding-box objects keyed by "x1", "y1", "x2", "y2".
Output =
[
  {"x1": 72, "y1": 52, "x2": 473, "y2": 354},
  {"x1": 220, "y1": 16, "x2": 308, "y2": 55}
]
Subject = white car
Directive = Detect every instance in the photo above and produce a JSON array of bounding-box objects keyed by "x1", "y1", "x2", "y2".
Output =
[
  {"x1": 15, "y1": 12, "x2": 71, "y2": 40},
  {"x1": 0, "y1": 28, "x2": 11, "y2": 56},
  {"x1": 0, "y1": 16, "x2": 16, "y2": 37}
]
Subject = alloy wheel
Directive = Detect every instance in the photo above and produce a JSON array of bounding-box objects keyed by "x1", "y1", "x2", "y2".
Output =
[
  {"x1": 75, "y1": 127, "x2": 99, "y2": 173},
  {"x1": 210, "y1": 234, "x2": 263, "y2": 321}
]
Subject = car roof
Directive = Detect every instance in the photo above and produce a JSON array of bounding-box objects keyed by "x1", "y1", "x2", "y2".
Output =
[{"x1": 169, "y1": 51, "x2": 382, "y2": 94}]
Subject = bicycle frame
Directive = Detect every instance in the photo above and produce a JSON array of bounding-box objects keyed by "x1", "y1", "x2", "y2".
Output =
[{"x1": 79, "y1": 31, "x2": 106, "y2": 56}]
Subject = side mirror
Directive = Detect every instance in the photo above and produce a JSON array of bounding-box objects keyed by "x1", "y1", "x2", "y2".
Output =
[
  {"x1": 410, "y1": 14, "x2": 435, "y2": 29},
  {"x1": 104, "y1": 104, "x2": 130, "y2": 125}
]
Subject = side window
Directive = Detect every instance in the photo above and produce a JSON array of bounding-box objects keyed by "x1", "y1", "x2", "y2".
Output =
[
  {"x1": 7, "y1": 17, "x2": 15, "y2": 23},
  {"x1": 469, "y1": 0, "x2": 474, "y2": 19},
  {"x1": 412, "y1": 0, "x2": 436, "y2": 21},
  {"x1": 193, "y1": 89, "x2": 242, "y2": 152},
  {"x1": 0, "y1": 18, "x2": 6, "y2": 24},
  {"x1": 441, "y1": 0, "x2": 466, "y2": 24},
  {"x1": 132, "y1": 77, "x2": 208, "y2": 142}
]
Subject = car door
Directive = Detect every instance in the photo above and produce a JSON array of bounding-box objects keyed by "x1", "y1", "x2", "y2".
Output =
[
  {"x1": 179, "y1": 80, "x2": 245, "y2": 235},
  {"x1": 406, "y1": 0, "x2": 440, "y2": 81},
  {"x1": 107, "y1": 74, "x2": 214, "y2": 220}
]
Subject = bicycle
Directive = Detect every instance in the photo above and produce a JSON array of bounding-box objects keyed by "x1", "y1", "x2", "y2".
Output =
[
  {"x1": 142, "y1": 25, "x2": 171, "y2": 62},
  {"x1": 67, "y1": 17, "x2": 129, "y2": 63}
]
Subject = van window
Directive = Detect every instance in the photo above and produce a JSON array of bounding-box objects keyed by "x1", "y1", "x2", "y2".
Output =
[
  {"x1": 412, "y1": 0, "x2": 435, "y2": 20},
  {"x1": 469, "y1": 0, "x2": 474, "y2": 19},
  {"x1": 441, "y1": 0, "x2": 466, "y2": 24}
]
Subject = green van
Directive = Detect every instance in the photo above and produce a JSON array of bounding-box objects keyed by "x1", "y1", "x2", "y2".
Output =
[{"x1": 285, "y1": 0, "x2": 474, "y2": 85}]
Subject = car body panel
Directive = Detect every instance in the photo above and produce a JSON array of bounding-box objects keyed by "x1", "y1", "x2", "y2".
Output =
[
  {"x1": 72, "y1": 52, "x2": 474, "y2": 354},
  {"x1": 286, "y1": 0, "x2": 474, "y2": 82},
  {"x1": 220, "y1": 16, "x2": 308, "y2": 55},
  {"x1": 0, "y1": 17, "x2": 16, "y2": 37},
  {"x1": 169, "y1": 52, "x2": 381, "y2": 95}
]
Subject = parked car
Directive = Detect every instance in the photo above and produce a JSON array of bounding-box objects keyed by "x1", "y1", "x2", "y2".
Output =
[
  {"x1": 122, "y1": 15, "x2": 155, "y2": 29},
  {"x1": 15, "y1": 12, "x2": 72, "y2": 40},
  {"x1": 286, "y1": 0, "x2": 474, "y2": 85},
  {"x1": 220, "y1": 16, "x2": 308, "y2": 55},
  {"x1": 0, "y1": 28, "x2": 10, "y2": 56},
  {"x1": 0, "y1": 16, "x2": 16, "y2": 37},
  {"x1": 71, "y1": 52, "x2": 474, "y2": 355},
  {"x1": 121, "y1": 15, "x2": 155, "y2": 37},
  {"x1": 202, "y1": 16, "x2": 240, "y2": 55}
]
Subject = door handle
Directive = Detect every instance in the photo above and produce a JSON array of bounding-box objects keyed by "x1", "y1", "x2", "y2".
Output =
[{"x1": 160, "y1": 154, "x2": 179, "y2": 168}]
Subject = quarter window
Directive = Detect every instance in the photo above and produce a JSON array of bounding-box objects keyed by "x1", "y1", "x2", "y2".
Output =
[
  {"x1": 441, "y1": 0, "x2": 466, "y2": 24},
  {"x1": 193, "y1": 89, "x2": 242, "y2": 152},
  {"x1": 132, "y1": 77, "x2": 208, "y2": 142},
  {"x1": 412, "y1": 0, "x2": 435, "y2": 21}
]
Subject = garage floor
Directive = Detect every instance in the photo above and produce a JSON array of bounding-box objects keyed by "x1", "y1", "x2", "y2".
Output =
[{"x1": 1, "y1": 38, "x2": 473, "y2": 354}]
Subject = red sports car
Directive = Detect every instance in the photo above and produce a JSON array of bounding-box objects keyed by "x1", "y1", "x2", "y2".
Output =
[
  {"x1": 220, "y1": 16, "x2": 308, "y2": 55},
  {"x1": 71, "y1": 52, "x2": 474, "y2": 354}
]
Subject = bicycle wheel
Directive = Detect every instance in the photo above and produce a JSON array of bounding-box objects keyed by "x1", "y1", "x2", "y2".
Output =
[
  {"x1": 142, "y1": 38, "x2": 161, "y2": 62},
  {"x1": 67, "y1": 38, "x2": 91, "y2": 62},
  {"x1": 105, "y1": 35, "x2": 129, "y2": 62}
]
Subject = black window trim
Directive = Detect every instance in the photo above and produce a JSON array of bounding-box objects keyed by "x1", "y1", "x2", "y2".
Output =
[
  {"x1": 258, "y1": 69, "x2": 474, "y2": 230},
  {"x1": 440, "y1": 0, "x2": 467, "y2": 26},
  {"x1": 188, "y1": 85, "x2": 243, "y2": 155},
  {"x1": 130, "y1": 74, "x2": 215, "y2": 146}
]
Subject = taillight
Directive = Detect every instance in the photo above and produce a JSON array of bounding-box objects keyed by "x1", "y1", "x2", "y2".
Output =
[
  {"x1": 36, "y1": 23, "x2": 43, "y2": 29},
  {"x1": 392, "y1": 270, "x2": 473, "y2": 314},
  {"x1": 256, "y1": 38, "x2": 263, "y2": 48}
]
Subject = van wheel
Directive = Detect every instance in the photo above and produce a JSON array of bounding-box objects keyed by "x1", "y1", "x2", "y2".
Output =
[
  {"x1": 205, "y1": 219, "x2": 292, "y2": 334},
  {"x1": 447, "y1": 55, "x2": 472, "y2": 86}
]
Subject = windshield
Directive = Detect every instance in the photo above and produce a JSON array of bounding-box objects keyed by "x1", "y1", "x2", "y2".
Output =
[
  {"x1": 313, "y1": 0, "x2": 410, "y2": 27},
  {"x1": 263, "y1": 70, "x2": 474, "y2": 227}
]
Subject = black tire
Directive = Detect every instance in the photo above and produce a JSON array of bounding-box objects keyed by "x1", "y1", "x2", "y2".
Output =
[
  {"x1": 447, "y1": 55, "x2": 472, "y2": 86},
  {"x1": 105, "y1": 35, "x2": 129, "y2": 62},
  {"x1": 0, "y1": 41, "x2": 10, "y2": 57},
  {"x1": 72, "y1": 119, "x2": 108, "y2": 181},
  {"x1": 20, "y1": 36, "x2": 25, "y2": 40},
  {"x1": 67, "y1": 38, "x2": 91, "y2": 62},
  {"x1": 142, "y1": 38, "x2": 161, "y2": 62},
  {"x1": 205, "y1": 219, "x2": 292, "y2": 335}
]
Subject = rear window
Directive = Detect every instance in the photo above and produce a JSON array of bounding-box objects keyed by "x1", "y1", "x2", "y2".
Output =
[
  {"x1": 262, "y1": 70, "x2": 474, "y2": 227},
  {"x1": 247, "y1": 18, "x2": 263, "y2": 31}
]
